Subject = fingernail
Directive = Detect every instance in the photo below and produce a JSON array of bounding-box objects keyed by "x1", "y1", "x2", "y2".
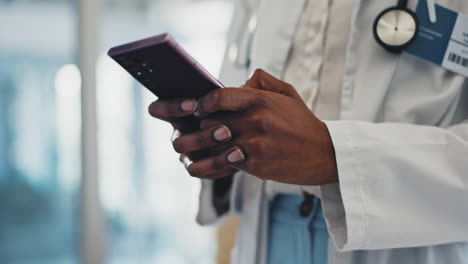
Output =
[
  {"x1": 171, "y1": 129, "x2": 181, "y2": 142},
  {"x1": 213, "y1": 126, "x2": 231, "y2": 142},
  {"x1": 227, "y1": 148, "x2": 245, "y2": 163},
  {"x1": 181, "y1": 100, "x2": 197, "y2": 112},
  {"x1": 181, "y1": 155, "x2": 193, "y2": 168}
]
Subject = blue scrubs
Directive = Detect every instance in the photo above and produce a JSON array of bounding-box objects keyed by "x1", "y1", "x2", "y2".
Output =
[{"x1": 267, "y1": 194, "x2": 329, "y2": 264}]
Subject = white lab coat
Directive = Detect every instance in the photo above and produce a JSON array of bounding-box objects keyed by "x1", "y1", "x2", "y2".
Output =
[{"x1": 197, "y1": 0, "x2": 468, "y2": 263}]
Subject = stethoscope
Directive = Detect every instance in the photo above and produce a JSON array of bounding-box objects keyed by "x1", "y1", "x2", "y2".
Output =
[
  {"x1": 230, "y1": 0, "x2": 438, "y2": 67},
  {"x1": 373, "y1": 0, "x2": 436, "y2": 53}
]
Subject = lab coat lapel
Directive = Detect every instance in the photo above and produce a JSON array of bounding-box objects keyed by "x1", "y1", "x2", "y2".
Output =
[
  {"x1": 249, "y1": 0, "x2": 307, "y2": 79},
  {"x1": 240, "y1": 1, "x2": 307, "y2": 264},
  {"x1": 340, "y1": 0, "x2": 417, "y2": 121}
]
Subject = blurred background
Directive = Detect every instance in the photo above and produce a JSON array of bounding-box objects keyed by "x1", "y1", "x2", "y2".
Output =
[{"x1": 0, "y1": 0, "x2": 234, "y2": 263}]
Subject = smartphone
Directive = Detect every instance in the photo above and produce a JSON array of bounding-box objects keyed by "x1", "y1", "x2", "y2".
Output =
[
  {"x1": 108, "y1": 33, "x2": 224, "y2": 100},
  {"x1": 108, "y1": 34, "x2": 224, "y2": 159},
  {"x1": 108, "y1": 33, "x2": 225, "y2": 140}
]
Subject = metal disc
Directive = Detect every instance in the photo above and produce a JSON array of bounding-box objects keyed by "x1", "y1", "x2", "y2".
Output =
[{"x1": 376, "y1": 9, "x2": 417, "y2": 47}]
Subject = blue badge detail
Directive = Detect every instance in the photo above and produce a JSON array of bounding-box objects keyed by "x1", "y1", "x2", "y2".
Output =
[
  {"x1": 405, "y1": 1, "x2": 458, "y2": 65},
  {"x1": 405, "y1": 1, "x2": 468, "y2": 77}
]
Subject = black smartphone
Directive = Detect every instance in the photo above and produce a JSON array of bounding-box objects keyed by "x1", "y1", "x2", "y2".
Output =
[
  {"x1": 108, "y1": 33, "x2": 224, "y2": 99},
  {"x1": 108, "y1": 33, "x2": 227, "y2": 161},
  {"x1": 108, "y1": 33, "x2": 224, "y2": 134}
]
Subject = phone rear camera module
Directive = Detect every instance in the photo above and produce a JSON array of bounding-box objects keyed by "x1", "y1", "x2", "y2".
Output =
[{"x1": 118, "y1": 57, "x2": 130, "y2": 66}]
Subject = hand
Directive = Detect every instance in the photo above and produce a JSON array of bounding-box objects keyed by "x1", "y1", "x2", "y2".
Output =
[
  {"x1": 148, "y1": 96, "x2": 238, "y2": 179},
  {"x1": 184, "y1": 69, "x2": 338, "y2": 185}
]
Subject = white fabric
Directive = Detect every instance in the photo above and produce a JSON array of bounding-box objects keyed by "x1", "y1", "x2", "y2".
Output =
[
  {"x1": 196, "y1": 0, "x2": 468, "y2": 263},
  {"x1": 266, "y1": 0, "x2": 332, "y2": 199},
  {"x1": 266, "y1": 0, "x2": 354, "y2": 199},
  {"x1": 323, "y1": 120, "x2": 468, "y2": 250},
  {"x1": 283, "y1": 0, "x2": 330, "y2": 107}
]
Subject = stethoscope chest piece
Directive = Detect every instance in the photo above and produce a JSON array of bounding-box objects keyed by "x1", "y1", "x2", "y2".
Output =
[{"x1": 373, "y1": 6, "x2": 419, "y2": 53}]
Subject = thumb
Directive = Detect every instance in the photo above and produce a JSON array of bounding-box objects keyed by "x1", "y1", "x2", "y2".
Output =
[{"x1": 243, "y1": 69, "x2": 301, "y2": 99}]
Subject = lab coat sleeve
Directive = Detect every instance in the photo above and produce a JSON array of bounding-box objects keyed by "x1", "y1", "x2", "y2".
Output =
[{"x1": 320, "y1": 120, "x2": 468, "y2": 251}]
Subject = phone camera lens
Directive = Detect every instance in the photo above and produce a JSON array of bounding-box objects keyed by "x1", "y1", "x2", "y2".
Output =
[
  {"x1": 118, "y1": 57, "x2": 130, "y2": 66},
  {"x1": 137, "y1": 72, "x2": 142, "y2": 76},
  {"x1": 148, "y1": 69, "x2": 153, "y2": 73},
  {"x1": 133, "y1": 58, "x2": 142, "y2": 64}
]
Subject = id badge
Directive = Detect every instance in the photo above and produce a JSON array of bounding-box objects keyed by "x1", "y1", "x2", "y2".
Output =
[{"x1": 405, "y1": 0, "x2": 468, "y2": 78}]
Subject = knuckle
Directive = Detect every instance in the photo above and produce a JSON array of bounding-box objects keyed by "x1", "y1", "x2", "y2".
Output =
[
  {"x1": 255, "y1": 92, "x2": 272, "y2": 107},
  {"x1": 244, "y1": 137, "x2": 266, "y2": 155},
  {"x1": 253, "y1": 68, "x2": 265, "y2": 77},
  {"x1": 199, "y1": 119, "x2": 211, "y2": 130},
  {"x1": 213, "y1": 157, "x2": 226, "y2": 171},
  {"x1": 243, "y1": 137, "x2": 258, "y2": 152},
  {"x1": 204, "y1": 90, "x2": 222, "y2": 112},
  {"x1": 161, "y1": 100, "x2": 184, "y2": 117},
  {"x1": 220, "y1": 89, "x2": 233, "y2": 104},
  {"x1": 255, "y1": 139, "x2": 268, "y2": 155},
  {"x1": 196, "y1": 133, "x2": 211, "y2": 149},
  {"x1": 200, "y1": 119, "x2": 219, "y2": 130},
  {"x1": 249, "y1": 109, "x2": 263, "y2": 122},
  {"x1": 261, "y1": 110, "x2": 273, "y2": 130},
  {"x1": 249, "y1": 109, "x2": 271, "y2": 132},
  {"x1": 247, "y1": 157, "x2": 258, "y2": 170},
  {"x1": 212, "y1": 89, "x2": 226, "y2": 108}
]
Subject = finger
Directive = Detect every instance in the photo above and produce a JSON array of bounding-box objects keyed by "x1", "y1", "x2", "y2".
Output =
[
  {"x1": 196, "y1": 88, "x2": 260, "y2": 118},
  {"x1": 180, "y1": 154, "x2": 237, "y2": 179},
  {"x1": 245, "y1": 69, "x2": 300, "y2": 99},
  {"x1": 181, "y1": 150, "x2": 211, "y2": 163},
  {"x1": 148, "y1": 98, "x2": 197, "y2": 120},
  {"x1": 199, "y1": 118, "x2": 224, "y2": 130},
  {"x1": 199, "y1": 112, "x2": 241, "y2": 130},
  {"x1": 187, "y1": 146, "x2": 246, "y2": 178},
  {"x1": 172, "y1": 125, "x2": 232, "y2": 154},
  {"x1": 171, "y1": 116, "x2": 202, "y2": 134}
]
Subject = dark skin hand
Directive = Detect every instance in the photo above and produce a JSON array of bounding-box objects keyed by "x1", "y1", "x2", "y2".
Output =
[{"x1": 148, "y1": 69, "x2": 339, "y2": 186}]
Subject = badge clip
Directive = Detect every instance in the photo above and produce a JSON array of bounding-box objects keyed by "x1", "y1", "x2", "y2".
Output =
[{"x1": 427, "y1": 0, "x2": 437, "y2": 23}]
